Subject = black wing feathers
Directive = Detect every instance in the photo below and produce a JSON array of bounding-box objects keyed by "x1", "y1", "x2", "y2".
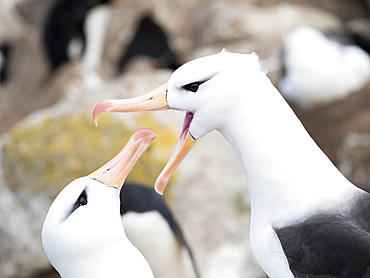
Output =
[
  {"x1": 275, "y1": 194, "x2": 370, "y2": 278},
  {"x1": 120, "y1": 183, "x2": 201, "y2": 278}
]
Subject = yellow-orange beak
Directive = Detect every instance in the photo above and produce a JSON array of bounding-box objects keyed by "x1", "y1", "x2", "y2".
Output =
[
  {"x1": 88, "y1": 128, "x2": 157, "y2": 189},
  {"x1": 154, "y1": 130, "x2": 196, "y2": 195},
  {"x1": 92, "y1": 83, "x2": 197, "y2": 195},
  {"x1": 93, "y1": 83, "x2": 169, "y2": 126}
]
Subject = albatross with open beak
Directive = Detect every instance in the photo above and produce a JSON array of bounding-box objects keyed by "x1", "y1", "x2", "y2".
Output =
[
  {"x1": 42, "y1": 128, "x2": 156, "y2": 278},
  {"x1": 93, "y1": 51, "x2": 370, "y2": 277}
]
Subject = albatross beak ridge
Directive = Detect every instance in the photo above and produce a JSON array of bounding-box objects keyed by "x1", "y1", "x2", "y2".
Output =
[
  {"x1": 93, "y1": 83, "x2": 169, "y2": 126},
  {"x1": 88, "y1": 128, "x2": 157, "y2": 190}
]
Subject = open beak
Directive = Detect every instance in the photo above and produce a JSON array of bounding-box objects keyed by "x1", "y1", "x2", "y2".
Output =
[
  {"x1": 154, "y1": 112, "x2": 196, "y2": 194},
  {"x1": 92, "y1": 83, "x2": 197, "y2": 195},
  {"x1": 88, "y1": 128, "x2": 157, "y2": 190}
]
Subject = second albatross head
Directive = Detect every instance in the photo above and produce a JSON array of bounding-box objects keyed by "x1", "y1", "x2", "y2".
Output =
[{"x1": 42, "y1": 129, "x2": 157, "y2": 278}]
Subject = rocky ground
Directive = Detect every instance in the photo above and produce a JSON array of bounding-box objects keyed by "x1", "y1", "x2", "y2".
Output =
[{"x1": 0, "y1": 0, "x2": 369, "y2": 277}]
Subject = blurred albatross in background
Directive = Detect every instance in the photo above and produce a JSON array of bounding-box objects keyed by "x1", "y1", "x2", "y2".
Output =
[{"x1": 279, "y1": 26, "x2": 370, "y2": 109}]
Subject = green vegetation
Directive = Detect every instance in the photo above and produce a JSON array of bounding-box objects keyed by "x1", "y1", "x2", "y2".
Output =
[{"x1": 2, "y1": 112, "x2": 178, "y2": 199}]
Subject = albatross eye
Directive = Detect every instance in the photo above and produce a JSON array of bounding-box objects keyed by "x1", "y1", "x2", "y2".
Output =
[
  {"x1": 69, "y1": 189, "x2": 88, "y2": 217},
  {"x1": 78, "y1": 193, "x2": 88, "y2": 206},
  {"x1": 183, "y1": 82, "x2": 202, "y2": 93}
]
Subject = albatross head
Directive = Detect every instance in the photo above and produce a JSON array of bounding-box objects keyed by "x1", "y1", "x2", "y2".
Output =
[
  {"x1": 42, "y1": 128, "x2": 156, "y2": 277},
  {"x1": 167, "y1": 51, "x2": 263, "y2": 137},
  {"x1": 93, "y1": 51, "x2": 265, "y2": 194}
]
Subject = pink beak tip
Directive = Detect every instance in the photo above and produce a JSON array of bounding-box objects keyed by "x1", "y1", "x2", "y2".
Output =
[
  {"x1": 133, "y1": 128, "x2": 158, "y2": 141},
  {"x1": 154, "y1": 184, "x2": 164, "y2": 196},
  {"x1": 93, "y1": 100, "x2": 113, "y2": 126},
  {"x1": 154, "y1": 177, "x2": 169, "y2": 196}
]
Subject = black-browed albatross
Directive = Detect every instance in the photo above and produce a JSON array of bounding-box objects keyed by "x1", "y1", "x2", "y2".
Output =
[
  {"x1": 42, "y1": 129, "x2": 156, "y2": 278},
  {"x1": 93, "y1": 51, "x2": 370, "y2": 277},
  {"x1": 279, "y1": 26, "x2": 370, "y2": 110}
]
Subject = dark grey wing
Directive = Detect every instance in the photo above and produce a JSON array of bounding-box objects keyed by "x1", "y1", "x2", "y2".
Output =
[
  {"x1": 275, "y1": 213, "x2": 370, "y2": 278},
  {"x1": 120, "y1": 183, "x2": 201, "y2": 278}
]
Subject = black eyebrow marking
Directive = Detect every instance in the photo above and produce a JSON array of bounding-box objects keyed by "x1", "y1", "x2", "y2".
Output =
[
  {"x1": 64, "y1": 188, "x2": 87, "y2": 222},
  {"x1": 181, "y1": 71, "x2": 220, "y2": 91},
  {"x1": 182, "y1": 81, "x2": 206, "y2": 92}
]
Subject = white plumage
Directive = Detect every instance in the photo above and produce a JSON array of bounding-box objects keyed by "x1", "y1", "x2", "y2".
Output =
[
  {"x1": 42, "y1": 129, "x2": 156, "y2": 278},
  {"x1": 279, "y1": 26, "x2": 370, "y2": 109},
  {"x1": 42, "y1": 178, "x2": 154, "y2": 278},
  {"x1": 93, "y1": 51, "x2": 370, "y2": 277},
  {"x1": 122, "y1": 210, "x2": 199, "y2": 278}
]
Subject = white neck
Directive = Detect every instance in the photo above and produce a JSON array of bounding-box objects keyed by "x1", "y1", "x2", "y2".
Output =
[
  {"x1": 58, "y1": 236, "x2": 153, "y2": 278},
  {"x1": 52, "y1": 208, "x2": 153, "y2": 278},
  {"x1": 217, "y1": 75, "x2": 358, "y2": 277},
  {"x1": 220, "y1": 76, "x2": 355, "y2": 225}
]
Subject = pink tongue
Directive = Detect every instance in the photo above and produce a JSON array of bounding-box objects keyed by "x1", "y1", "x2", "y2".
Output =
[{"x1": 181, "y1": 112, "x2": 194, "y2": 138}]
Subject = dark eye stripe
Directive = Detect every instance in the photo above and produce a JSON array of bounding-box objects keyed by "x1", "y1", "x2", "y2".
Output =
[
  {"x1": 181, "y1": 71, "x2": 220, "y2": 93},
  {"x1": 65, "y1": 189, "x2": 88, "y2": 221},
  {"x1": 182, "y1": 81, "x2": 204, "y2": 92}
]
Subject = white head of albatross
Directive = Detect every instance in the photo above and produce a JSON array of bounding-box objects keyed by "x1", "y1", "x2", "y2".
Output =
[
  {"x1": 42, "y1": 128, "x2": 156, "y2": 278},
  {"x1": 93, "y1": 51, "x2": 370, "y2": 277}
]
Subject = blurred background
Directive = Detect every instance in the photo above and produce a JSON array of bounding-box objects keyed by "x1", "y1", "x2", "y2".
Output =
[{"x1": 0, "y1": 0, "x2": 369, "y2": 277}]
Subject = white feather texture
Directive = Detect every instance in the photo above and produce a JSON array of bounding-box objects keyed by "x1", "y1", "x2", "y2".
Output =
[
  {"x1": 122, "y1": 211, "x2": 197, "y2": 278},
  {"x1": 91, "y1": 50, "x2": 367, "y2": 277},
  {"x1": 165, "y1": 51, "x2": 361, "y2": 277},
  {"x1": 42, "y1": 177, "x2": 153, "y2": 278},
  {"x1": 279, "y1": 26, "x2": 370, "y2": 109}
]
